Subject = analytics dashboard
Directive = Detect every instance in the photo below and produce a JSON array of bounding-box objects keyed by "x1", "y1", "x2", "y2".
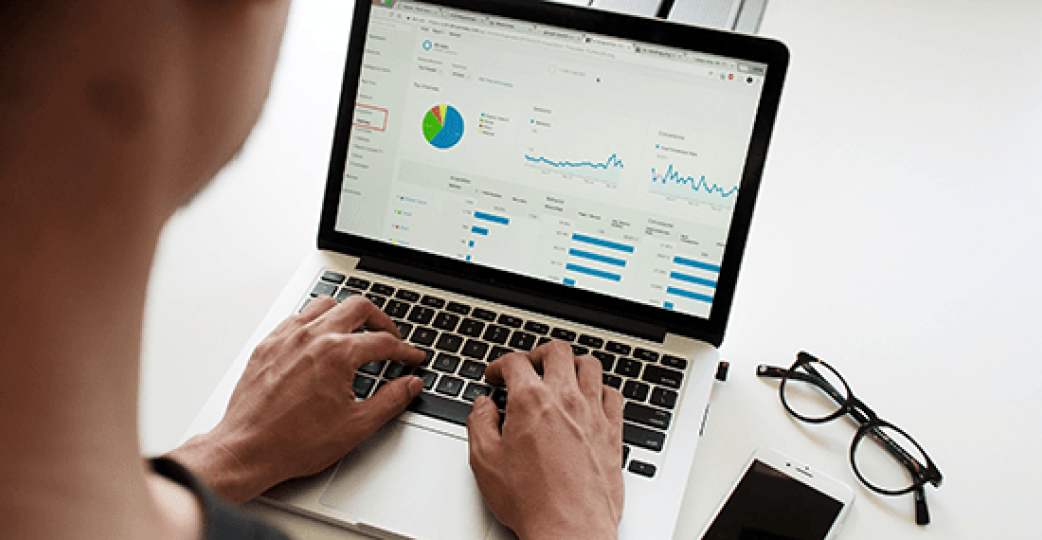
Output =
[{"x1": 336, "y1": 0, "x2": 767, "y2": 318}]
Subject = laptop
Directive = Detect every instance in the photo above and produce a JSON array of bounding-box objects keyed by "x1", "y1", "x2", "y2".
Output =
[{"x1": 183, "y1": 0, "x2": 788, "y2": 538}]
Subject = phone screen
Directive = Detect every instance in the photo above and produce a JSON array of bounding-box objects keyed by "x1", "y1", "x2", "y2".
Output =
[{"x1": 701, "y1": 459, "x2": 845, "y2": 540}]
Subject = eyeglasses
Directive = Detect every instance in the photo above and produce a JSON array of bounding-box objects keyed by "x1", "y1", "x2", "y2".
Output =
[{"x1": 757, "y1": 351, "x2": 943, "y2": 526}]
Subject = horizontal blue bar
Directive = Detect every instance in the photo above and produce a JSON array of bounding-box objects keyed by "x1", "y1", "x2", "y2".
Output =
[
  {"x1": 669, "y1": 271, "x2": 717, "y2": 289},
  {"x1": 566, "y1": 263, "x2": 621, "y2": 282},
  {"x1": 568, "y1": 248, "x2": 626, "y2": 267},
  {"x1": 572, "y1": 233, "x2": 634, "y2": 253},
  {"x1": 664, "y1": 302, "x2": 674, "y2": 309},
  {"x1": 666, "y1": 286, "x2": 713, "y2": 303},
  {"x1": 468, "y1": 240, "x2": 474, "y2": 247},
  {"x1": 474, "y1": 211, "x2": 510, "y2": 225},
  {"x1": 563, "y1": 278, "x2": 575, "y2": 286},
  {"x1": 471, "y1": 226, "x2": 489, "y2": 235},
  {"x1": 673, "y1": 256, "x2": 720, "y2": 273}
]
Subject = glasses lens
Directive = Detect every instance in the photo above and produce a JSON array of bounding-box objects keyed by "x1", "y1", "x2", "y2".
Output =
[
  {"x1": 852, "y1": 424, "x2": 927, "y2": 493},
  {"x1": 781, "y1": 361, "x2": 848, "y2": 421}
]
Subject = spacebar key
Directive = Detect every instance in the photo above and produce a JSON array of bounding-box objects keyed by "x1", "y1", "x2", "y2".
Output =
[{"x1": 407, "y1": 393, "x2": 473, "y2": 426}]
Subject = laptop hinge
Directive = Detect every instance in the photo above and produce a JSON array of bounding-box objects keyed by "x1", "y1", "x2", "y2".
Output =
[{"x1": 356, "y1": 256, "x2": 667, "y2": 343}]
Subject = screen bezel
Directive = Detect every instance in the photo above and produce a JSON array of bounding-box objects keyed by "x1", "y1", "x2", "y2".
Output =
[{"x1": 317, "y1": 0, "x2": 789, "y2": 346}]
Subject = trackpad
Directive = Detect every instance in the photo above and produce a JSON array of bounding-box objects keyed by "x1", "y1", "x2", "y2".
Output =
[{"x1": 318, "y1": 420, "x2": 509, "y2": 540}]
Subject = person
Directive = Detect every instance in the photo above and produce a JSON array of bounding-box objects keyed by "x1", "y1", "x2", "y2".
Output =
[{"x1": 0, "y1": 1, "x2": 625, "y2": 539}]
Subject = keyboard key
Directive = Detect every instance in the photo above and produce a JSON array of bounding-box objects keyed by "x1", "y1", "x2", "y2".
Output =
[
  {"x1": 432, "y1": 312, "x2": 460, "y2": 332},
  {"x1": 320, "y1": 271, "x2": 346, "y2": 284},
  {"x1": 458, "y1": 318, "x2": 485, "y2": 338},
  {"x1": 335, "y1": 288, "x2": 360, "y2": 302},
  {"x1": 622, "y1": 380, "x2": 650, "y2": 402},
  {"x1": 461, "y1": 339, "x2": 489, "y2": 360},
  {"x1": 472, "y1": 308, "x2": 497, "y2": 322},
  {"x1": 624, "y1": 402, "x2": 672, "y2": 430},
  {"x1": 593, "y1": 351, "x2": 615, "y2": 371},
  {"x1": 622, "y1": 445, "x2": 631, "y2": 467},
  {"x1": 353, "y1": 375, "x2": 376, "y2": 398},
  {"x1": 462, "y1": 382, "x2": 492, "y2": 402},
  {"x1": 421, "y1": 295, "x2": 446, "y2": 309},
  {"x1": 537, "y1": 336, "x2": 552, "y2": 347},
  {"x1": 605, "y1": 341, "x2": 632, "y2": 355},
  {"x1": 578, "y1": 335, "x2": 605, "y2": 349},
  {"x1": 407, "y1": 306, "x2": 435, "y2": 325},
  {"x1": 459, "y1": 360, "x2": 486, "y2": 380},
  {"x1": 298, "y1": 297, "x2": 313, "y2": 312},
  {"x1": 407, "y1": 392, "x2": 473, "y2": 426},
  {"x1": 384, "y1": 361, "x2": 411, "y2": 379},
  {"x1": 650, "y1": 387, "x2": 678, "y2": 409},
  {"x1": 497, "y1": 314, "x2": 523, "y2": 328},
  {"x1": 489, "y1": 346, "x2": 513, "y2": 361},
  {"x1": 603, "y1": 374, "x2": 623, "y2": 389},
  {"x1": 508, "y1": 331, "x2": 537, "y2": 351},
  {"x1": 483, "y1": 324, "x2": 511, "y2": 345},
  {"x1": 446, "y1": 301, "x2": 471, "y2": 315},
  {"x1": 550, "y1": 328, "x2": 577, "y2": 341},
  {"x1": 628, "y1": 460, "x2": 657, "y2": 478},
  {"x1": 492, "y1": 388, "x2": 508, "y2": 410},
  {"x1": 395, "y1": 289, "x2": 421, "y2": 302},
  {"x1": 623, "y1": 423, "x2": 665, "y2": 452},
  {"x1": 435, "y1": 333, "x2": 464, "y2": 353},
  {"x1": 409, "y1": 327, "x2": 438, "y2": 347},
  {"x1": 414, "y1": 369, "x2": 438, "y2": 390},
  {"x1": 661, "y1": 354, "x2": 688, "y2": 370},
  {"x1": 385, "y1": 299, "x2": 410, "y2": 319},
  {"x1": 365, "y1": 293, "x2": 387, "y2": 308},
  {"x1": 371, "y1": 283, "x2": 395, "y2": 296},
  {"x1": 436, "y1": 375, "x2": 465, "y2": 397},
  {"x1": 642, "y1": 365, "x2": 684, "y2": 390},
  {"x1": 417, "y1": 347, "x2": 435, "y2": 367},
  {"x1": 634, "y1": 348, "x2": 660, "y2": 362},
  {"x1": 614, "y1": 358, "x2": 643, "y2": 378},
  {"x1": 395, "y1": 321, "x2": 414, "y2": 340},
  {"x1": 358, "y1": 361, "x2": 385, "y2": 376},
  {"x1": 311, "y1": 281, "x2": 337, "y2": 297},
  {"x1": 571, "y1": 345, "x2": 590, "y2": 356},
  {"x1": 346, "y1": 277, "x2": 370, "y2": 290},
  {"x1": 524, "y1": 321, "x2": 550, "y2": 335},
  {"x1": 431, "y1": 354, "x2": 465, "y2": 380},
  {"x1": 432, "y1": 353, "x2": 460, "y2": 373}
]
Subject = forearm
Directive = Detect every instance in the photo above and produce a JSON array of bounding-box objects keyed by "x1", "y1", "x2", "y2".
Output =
[{"x1": 165, "y1": 431, "x2": 271, "y2": 504}]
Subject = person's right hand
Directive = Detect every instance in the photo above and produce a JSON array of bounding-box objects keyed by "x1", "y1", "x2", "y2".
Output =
[{"x1": 466, "y1": 340, "x2": 625, "y2": 540}]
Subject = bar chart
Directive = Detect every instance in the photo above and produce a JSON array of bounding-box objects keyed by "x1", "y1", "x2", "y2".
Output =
[{"x1": 563, "y1": 233, "x2": 636, "y2": 286}]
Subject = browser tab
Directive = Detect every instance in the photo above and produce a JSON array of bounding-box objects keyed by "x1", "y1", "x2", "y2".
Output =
[{"x1": 538, "y1": 27, "x2": 584, "y2": 42}]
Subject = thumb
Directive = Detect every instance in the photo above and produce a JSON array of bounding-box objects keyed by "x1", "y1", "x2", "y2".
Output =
[
  {"x1": 465, "y1": 395, "x2": 502, "y2": 458},
  {"x1": 356, "y1": 375, "x2": 423, "y2": 435}
]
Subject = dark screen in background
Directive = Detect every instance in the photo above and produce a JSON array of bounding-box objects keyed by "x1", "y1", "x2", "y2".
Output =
[{"x1": 701, "y1": 460, "x2": 844, "y2": 540}]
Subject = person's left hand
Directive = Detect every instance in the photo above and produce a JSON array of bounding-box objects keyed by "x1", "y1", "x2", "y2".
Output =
[{"x1": 168, "y1": 295, "x2": 425, "y2": 503}]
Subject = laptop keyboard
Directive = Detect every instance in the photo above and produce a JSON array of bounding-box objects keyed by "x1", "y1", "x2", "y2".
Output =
[{"x1": 304, "y1": 270, "x2": 690, "y2": 478}]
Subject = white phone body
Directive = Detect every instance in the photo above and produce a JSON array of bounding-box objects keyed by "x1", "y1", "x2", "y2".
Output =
[{"x1": 698, "y1": 447, "x2": 855, "y2": 540}]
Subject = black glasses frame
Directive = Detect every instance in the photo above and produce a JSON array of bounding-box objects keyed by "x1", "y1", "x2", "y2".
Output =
[{"x1": 757, "y1": 351, "x2": 943, "y2": 526}]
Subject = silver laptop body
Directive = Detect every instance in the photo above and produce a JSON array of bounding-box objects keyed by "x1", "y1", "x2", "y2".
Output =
[{"x1": 184, "y1": 0, "x2": 788, "y2": 538}]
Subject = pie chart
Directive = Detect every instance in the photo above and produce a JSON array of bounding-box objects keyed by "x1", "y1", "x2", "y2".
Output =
[{"x1": 422, "y1": 105, "x2": 464, "y2": 149}]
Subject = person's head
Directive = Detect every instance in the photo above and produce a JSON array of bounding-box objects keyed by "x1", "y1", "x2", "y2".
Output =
[{"x1": 0, "y1": 0, "x2": 291, "y2": 217}]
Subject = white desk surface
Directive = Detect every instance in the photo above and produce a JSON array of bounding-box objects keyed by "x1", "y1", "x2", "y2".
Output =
[{"x1": 140, "y1": 0, "x2": 1042, "y2": 538}]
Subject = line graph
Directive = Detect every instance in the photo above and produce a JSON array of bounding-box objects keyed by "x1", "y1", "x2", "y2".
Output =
[
  {"x1": 523, "y1": 152, "x2": 624, "y2": 185},
  {"x1": 650, "y1": 164, "x2": 738, "y2": 207}
]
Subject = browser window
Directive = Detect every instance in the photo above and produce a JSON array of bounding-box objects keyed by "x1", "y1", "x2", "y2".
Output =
[{"x1": 336, "y1": 0, "x2": 767, "y2": 318}]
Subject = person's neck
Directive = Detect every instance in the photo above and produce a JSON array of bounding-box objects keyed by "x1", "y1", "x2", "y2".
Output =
[{"x1": 0, "y1": 68, "x2": 173, "y2": 540}]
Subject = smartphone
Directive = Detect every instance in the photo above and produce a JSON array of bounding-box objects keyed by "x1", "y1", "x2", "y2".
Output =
[{"x1": 698, "y1": 447, "x2": 854, "y2": 540}]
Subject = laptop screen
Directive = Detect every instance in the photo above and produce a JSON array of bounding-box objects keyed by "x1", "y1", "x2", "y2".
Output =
[{"x1": 332, "y1": 0, "x2": 775, "y2": 323}]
